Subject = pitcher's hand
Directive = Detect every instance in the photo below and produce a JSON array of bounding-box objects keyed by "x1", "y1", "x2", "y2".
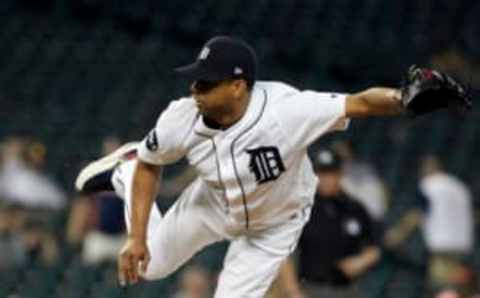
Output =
[{"x1": 118, "y1": 236, "x2": 150, "y2": 286}]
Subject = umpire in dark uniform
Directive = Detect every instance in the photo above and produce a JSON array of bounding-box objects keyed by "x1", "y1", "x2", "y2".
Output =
[{"x1": 279, "y1": 148, "x2": 381, "y2": 298}]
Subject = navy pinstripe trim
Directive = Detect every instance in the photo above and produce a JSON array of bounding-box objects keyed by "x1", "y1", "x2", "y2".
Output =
[
  {"x1": 194, "y1": 130, "x2": 229, "y2": 212},
  {"x1": 211, "y1": 139, "x2": 230, "y2": 212},
  {"x1": 194, "y1": 131, "x2": 213, "y2": 138},
  {"x1": 230, "y1": 89, "x2": 268, "y2": 229}
]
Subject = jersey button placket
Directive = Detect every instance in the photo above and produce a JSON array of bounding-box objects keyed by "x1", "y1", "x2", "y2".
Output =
[{"x1": 211, "y1": 137, "x2": 230, "y2": 214}]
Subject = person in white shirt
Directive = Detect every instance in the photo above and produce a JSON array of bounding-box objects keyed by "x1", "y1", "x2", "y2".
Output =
[
  {"x1": 419, "y1": 155, "x2": 473, "y2": 254},
  {"x1": 419, "y1": 155, "x2": 474, "y2": 294},
  {"x1": 384, "y1": 155, "x2": 474, "y2": 295},
  {"x1": 76, "y1": 35, "x2": 409, "y2": 297},
  {"x1": 0, "y1": 138, "x2": 66, "y2": 210}
]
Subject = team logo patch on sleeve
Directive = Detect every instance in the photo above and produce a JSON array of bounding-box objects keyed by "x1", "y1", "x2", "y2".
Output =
[
  {"x1": 145, "y1": 129, "x2": 159, "y2": 151},
  {"x1": 246, "y1": 146, "x2": 285, "y2": 184}
]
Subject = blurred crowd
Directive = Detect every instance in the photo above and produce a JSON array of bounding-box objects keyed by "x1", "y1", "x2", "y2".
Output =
[
  {"x1": 0, "y1": 135, "x2": 477, "y2": 298},
  {"x1": 1, "y1": 0, "x2": 480, "y2": 297}
]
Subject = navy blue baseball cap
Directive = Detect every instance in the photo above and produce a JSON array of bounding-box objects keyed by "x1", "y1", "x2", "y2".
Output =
[
  {"x1": 175, "y1": 36, "x2": 257, "y2": 85},
  {"x1": 313, "y1": 149, "x2": 343, "y2": 172}
]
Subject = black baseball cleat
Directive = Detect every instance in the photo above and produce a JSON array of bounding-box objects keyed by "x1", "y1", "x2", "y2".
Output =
[{"x1": 75, "y1": 142, "x2": 138, "y2": 194}]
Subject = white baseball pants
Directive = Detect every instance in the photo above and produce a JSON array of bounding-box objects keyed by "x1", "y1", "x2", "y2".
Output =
[{"x1": 112, "y1": 160, "x2": 309, "y2": 298}]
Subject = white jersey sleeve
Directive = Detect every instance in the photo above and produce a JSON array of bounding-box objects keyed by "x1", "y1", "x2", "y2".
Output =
[
  {"x1": 137, "y1": 98, "x2": 195, "y2": 165},
  {"x1": 273, "y1": 90, "x2": 349, "y2": 149}
]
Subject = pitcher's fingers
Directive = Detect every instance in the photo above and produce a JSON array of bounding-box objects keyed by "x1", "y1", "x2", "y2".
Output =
[
  {"x1": 117, "y1": 255, "x2": 129, "y2": 287},
  {"x1": 140, "y1": 253, "x2": 151, "y2": 275},
  {"x1": 130, "y1": 255, "x2": 140, "y2": 284}
]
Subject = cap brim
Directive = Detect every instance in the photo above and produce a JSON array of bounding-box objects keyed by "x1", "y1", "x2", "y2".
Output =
[{"x1": 174, "y1": 61, "x2": 225, "y2": 81}]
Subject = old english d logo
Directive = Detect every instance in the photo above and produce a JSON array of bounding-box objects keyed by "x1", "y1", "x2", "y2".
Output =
[{"x1": 246, "y1": 146, "x2": 285, "y2": 184}]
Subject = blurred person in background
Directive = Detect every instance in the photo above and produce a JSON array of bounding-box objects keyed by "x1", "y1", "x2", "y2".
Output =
[
  {"x1": 0, "y1": 137, "x2": 63, "y2": 269},
  {"x1": 80, "y1": 191, "x2": 126, "y2": 265},
  {"x1": 0, "y1": 137, "x2": 66, "y2": 210},
  {"x1": 20, "y1": 216, "x2": 59, "y2": 267},
  {"x1": 332, "y1": 140, "x2": 390, "y2": 225},
  {"x1": 279, "y1": 148, "x2": 381, "y2": 298},
  {"x1": 384, "y1": 155, "x2": 475, "y2": 297},
  {"x1": 173, "y1": 265, "x2": 213, "y2": 298},
  {"x1": 67, "y1": 136, "x2": 126, "y2": 265},
  {"x1": 0, "y1": 203, "x2": 59, "y2": 269}
]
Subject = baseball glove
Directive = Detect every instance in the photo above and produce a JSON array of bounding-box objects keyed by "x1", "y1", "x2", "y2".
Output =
[{"x1": 400, "y1": 65, "x2": 472, "y2": 117}]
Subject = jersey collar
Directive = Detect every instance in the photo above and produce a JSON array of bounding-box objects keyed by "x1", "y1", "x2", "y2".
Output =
[{"x1": 193, "y1": 84, "x2": 267, "y2": 138}]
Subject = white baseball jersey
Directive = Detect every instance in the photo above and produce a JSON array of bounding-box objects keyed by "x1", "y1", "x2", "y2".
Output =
[{"x1": 138, "y1": 81, "x2": 349, "y2": 230}]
